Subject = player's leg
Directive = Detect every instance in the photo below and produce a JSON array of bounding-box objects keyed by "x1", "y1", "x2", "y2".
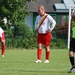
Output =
[
  {"x1": 68, "y1": 51, "x2": 75, "y2": 73},
  {"x1": 69, "y1": 51, "x2": 74, "y2": 67},
  {"x1": 44, "y1": 33, "x2": 51, "y2": 63},
  {"x1": 44, "y1": 46, "x2": 50, "y2": 63},
  {"x1": 1, "y1": 40, "x2": 6, "y2": 57},
  {"x1": 68, "y1": 39, "x2": 75, "y2": 73},
  {"x1": 35, "y1": 44, "x2": 42, "y2": 63},
  {"x1": 1, "y1": 33, "x2": 6, "y2": 57},
  {"x1": 35, "y1": 33, "x2": 42, "y2": 63}
]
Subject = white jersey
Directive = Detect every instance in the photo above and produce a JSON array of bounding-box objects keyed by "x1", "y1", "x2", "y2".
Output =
[
  {"x1": 35, "y1": 14, "x2": 56, "y2": 33},
  {"x1": 0, "y1": 27, "x2": 4, "y2": 37}
]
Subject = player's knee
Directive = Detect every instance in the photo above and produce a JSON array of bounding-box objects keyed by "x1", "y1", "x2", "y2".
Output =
[
  {"x1": 68, "y1": 51, "x2": 74, "y2": 57},
  {"x1": 1, "y1": 41, "x2": 5, "y2": 46},
  {"x1": 45, "y1": 46, "x2": 50, "y2": 51},
  {"x1": 38, "y1": 45, "x2": 42, "y2": 49}
]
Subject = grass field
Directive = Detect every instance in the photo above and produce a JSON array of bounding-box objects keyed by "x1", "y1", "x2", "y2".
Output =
[{"x1": 0, "y1": 49, "x2": 75, "y2": 75}]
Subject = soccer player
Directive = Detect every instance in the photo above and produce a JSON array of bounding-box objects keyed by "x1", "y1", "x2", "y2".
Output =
[
  {"x1": 0, "y1": 27, "x2": 6, "y2": 57},
  {"x1": 68, "y1": 12, "x2": 75, "y2": 73},
  {"x1": 35, "y1": 5, "x2": 56, "y2": 63}
]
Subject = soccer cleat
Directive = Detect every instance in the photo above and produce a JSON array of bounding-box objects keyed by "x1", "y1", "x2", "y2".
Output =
[
  {"x1": 44, "y1": 60, "x2": 49, "y2": 63},
  {"x1": 68, "y1": 67, "x2": 75, "y2": 73},
  {"x1": 1, "y1": 55, "x2": 4, "y2": 57},
  {"x1": 35, "y1": 60, "x2": 41, "y2": 63}
]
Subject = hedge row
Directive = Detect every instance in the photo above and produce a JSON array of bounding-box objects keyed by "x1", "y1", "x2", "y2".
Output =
[{"x1": 6, "y1": 37, "x2": 67, "y2": 49}]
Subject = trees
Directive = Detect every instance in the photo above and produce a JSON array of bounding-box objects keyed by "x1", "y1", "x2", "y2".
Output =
[
  {"x1": 0, "y1": 0, "x2": 36, "y2": 48},
  {"x1": 0, "y1": 0, "x2": 34, "y2": 29},
  {"x1": 0, "y1": 0, "x2": 36, "y2": 29},
  {"x1": 0, "y1": 0, "x2": 34, "y2": 24},
  {"x1": 0, "y1": 0, "x2": 33, "y2": 30}
]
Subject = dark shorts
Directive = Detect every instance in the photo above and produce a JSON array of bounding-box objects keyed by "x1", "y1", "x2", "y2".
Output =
[{"x1": 69, "y1": 38, "x2": 75, "y2": 52}]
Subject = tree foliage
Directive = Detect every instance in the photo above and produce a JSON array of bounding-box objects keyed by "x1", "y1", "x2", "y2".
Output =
[
  {"x1": 0, "y1": 0, "x2": 37, "y2": 49},
  {"x1": 0, "y1": 0, "x2": 35, "y2": 28},
  {"x1": 0, "y1": 0, "x2": 35, "y2": 38},
  {"x1": 0, "y1": 0, "x2": 35, "y2": 34}
]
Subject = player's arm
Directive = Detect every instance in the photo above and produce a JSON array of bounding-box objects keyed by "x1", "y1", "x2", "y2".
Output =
[{"x1": 47, "y1": 15, "x2": 56, "y2": 32}]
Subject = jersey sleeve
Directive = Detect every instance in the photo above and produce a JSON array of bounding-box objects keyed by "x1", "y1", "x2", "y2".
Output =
[{"x1": 48, "y1": 15, "x2": 56, "y2": 31}]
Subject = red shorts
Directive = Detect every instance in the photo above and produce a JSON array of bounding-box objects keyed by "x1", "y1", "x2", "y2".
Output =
[
  {"x1": 0, "y1": 33, "x2": 5, "y2": 41},
  {"x1": 37, "y1": 32, "x2": 52, "y2": 46}
]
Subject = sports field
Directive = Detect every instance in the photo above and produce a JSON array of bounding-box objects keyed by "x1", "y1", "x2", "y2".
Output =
[{"x1": 0, "y1": 49, "x2": 75, "y2": 75}]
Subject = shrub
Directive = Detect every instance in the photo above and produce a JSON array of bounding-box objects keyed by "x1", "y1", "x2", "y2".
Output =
[
  {"x1": 51, "y1": 39, "x2": 67, "y2": 49},
  {"x1": 6, "y1": 21, "x2": 67, "y2": 49}
]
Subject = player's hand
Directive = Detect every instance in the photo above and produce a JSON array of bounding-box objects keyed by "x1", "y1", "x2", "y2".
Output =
[{"x1": 46, "y1": 29, "x2": 51, "y2": 33}]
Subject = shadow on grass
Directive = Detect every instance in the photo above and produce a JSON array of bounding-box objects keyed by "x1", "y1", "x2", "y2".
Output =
[{"x1": 10, "y1": 69, "x2": 68, "y2": 73}]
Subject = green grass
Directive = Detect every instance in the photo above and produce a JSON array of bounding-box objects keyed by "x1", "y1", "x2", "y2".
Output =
[{"x1": 0, "y1": 49, "x2": 75, "y2": 75}]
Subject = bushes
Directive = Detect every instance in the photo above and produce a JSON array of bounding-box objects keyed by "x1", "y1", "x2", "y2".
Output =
[
  {"x1": 5, "y1": 21, "x2": 67, "y2": 49},
  {"x1": 50, "y1": 39, "x2": 67, "y2": 49},
  {"x1": 6, "y1": 37, "x2": 67, "y2": 49},
  {"x1": 6, "y1": 37, "x2": 37, "y2": 49},
  {"x1": 5, "y1": 21, "x2": 37, "y2": 49}
]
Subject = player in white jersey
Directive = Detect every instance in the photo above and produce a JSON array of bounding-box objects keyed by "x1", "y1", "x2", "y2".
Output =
[{"x1": 35, "y1": 5, "x2": 56, "y2": 63}]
